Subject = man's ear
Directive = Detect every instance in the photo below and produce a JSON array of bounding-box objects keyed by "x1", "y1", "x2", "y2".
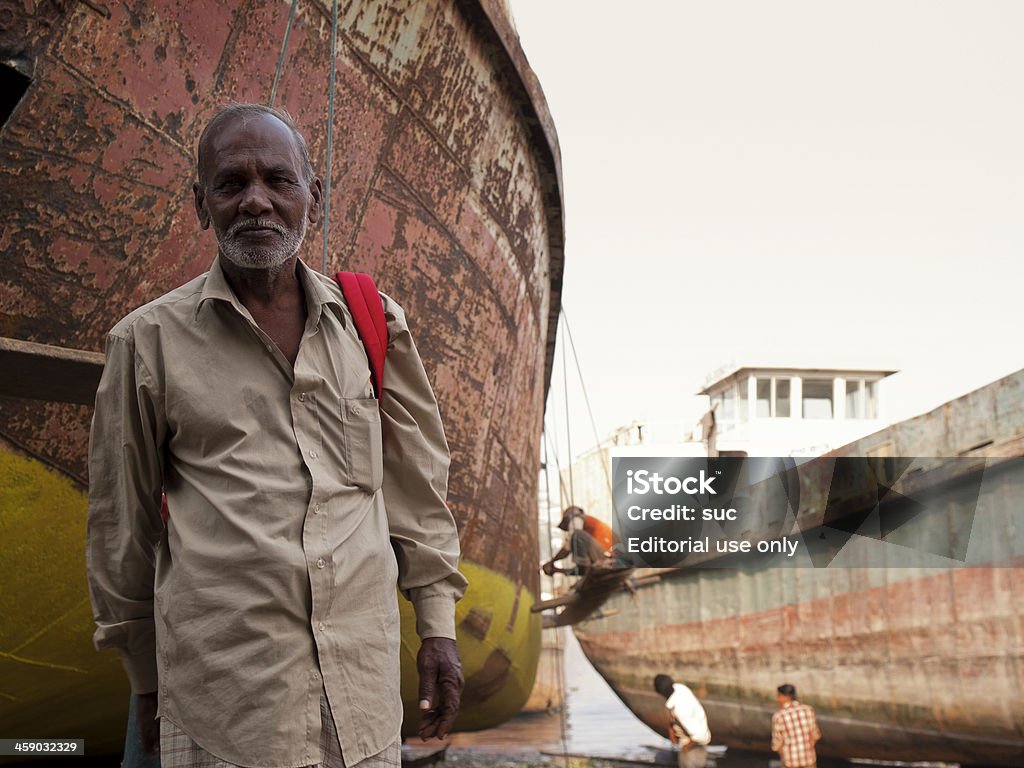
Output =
[
  {"x1": 307, "y1": 177, "x2": 324, "y2": 225},
  {"x1": 193, "y1": 181, "x2": 211, "y2": 230}
]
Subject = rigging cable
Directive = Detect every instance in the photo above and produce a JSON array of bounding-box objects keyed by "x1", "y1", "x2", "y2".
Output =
[
  {"x1": 561, "y1": 306, "x2": 613, "y2": 498},
  {"x1": 541, "y1": 433, "x2": 571, "y2": 768},
  {"x1": 560, "y1": 312, "x2": 574, "y2": 505},
  {"x1": 544, "y1": 420, "x2": 569, "y2": 510},
  {"x1": 321, "y1": 0, "x2": 340, "y2": 274},
  {"x1": 268, "y1": 0, "x2": 299, "y2": 108}
]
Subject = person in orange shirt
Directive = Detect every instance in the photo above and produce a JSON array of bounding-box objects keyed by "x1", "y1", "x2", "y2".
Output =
[{"x1": 541, "y1": 505, "x2": 616, "y2": 575}]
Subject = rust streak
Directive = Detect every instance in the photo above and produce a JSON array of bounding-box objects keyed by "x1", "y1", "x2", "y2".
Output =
[
  {"x1": 77, "y1": 0, "x2": 112, "y2": 19},
  {"x1": 375, "y1": 164, "x2": 519, "y2": 335},
  {"x1": 15, "y1": 146, "x2": 178, "y2": 195},
  {"x1": 53, "y1": 57, "x2": 191, "y2": 157}
]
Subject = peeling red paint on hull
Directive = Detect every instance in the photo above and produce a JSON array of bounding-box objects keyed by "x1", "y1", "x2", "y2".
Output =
[{"x1": 1, "y1": 0, "x2": 562, "y2": 752}]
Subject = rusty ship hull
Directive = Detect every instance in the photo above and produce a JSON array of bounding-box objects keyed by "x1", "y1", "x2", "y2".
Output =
[
  {"x1": 0, "y1": 0, "x2": 562, "y2": 754},
  {"x1": 574, "y1": 372, "x2": 1024, "y2": 766}
]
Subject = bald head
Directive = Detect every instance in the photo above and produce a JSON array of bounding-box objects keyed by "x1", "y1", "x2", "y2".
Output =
[{"x1": 196, "y1": 104, "x2": 314, "y2": 188}]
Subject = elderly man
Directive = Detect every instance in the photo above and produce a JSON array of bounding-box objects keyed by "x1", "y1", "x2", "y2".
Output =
[{"x1": 87, "y1": 104, "x2": 467, "y2": 768}]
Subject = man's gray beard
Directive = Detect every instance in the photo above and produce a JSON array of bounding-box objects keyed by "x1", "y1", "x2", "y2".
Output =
[{"x1": 215, "y1": 217, "x2": 307, "y2": 275}]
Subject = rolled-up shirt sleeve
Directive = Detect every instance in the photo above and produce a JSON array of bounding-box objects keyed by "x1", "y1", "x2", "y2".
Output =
[
  {"x1": 771, "y1": 713, "x2": 785, "y2": 752},
  {"x1": 86, "y1": 330, "x2": 166, "y2": 693},
  {"x1": 378, "y1": 295, "x2": 467, "y2": 640}
]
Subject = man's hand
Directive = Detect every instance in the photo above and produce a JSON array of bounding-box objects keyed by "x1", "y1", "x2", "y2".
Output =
[
  {"x1": 136, "y1": 692, "x2": 160, "y2": 755},
  {"x1": 416, "y1": 637, "x2": 463, "y2": 740}
]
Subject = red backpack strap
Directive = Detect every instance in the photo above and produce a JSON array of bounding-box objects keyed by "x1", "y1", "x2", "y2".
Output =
[{"x1": 334, "y1": 271, "x2": 387, "y2": 399}]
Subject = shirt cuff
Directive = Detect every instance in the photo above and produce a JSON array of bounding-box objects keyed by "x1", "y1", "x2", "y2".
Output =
[
  {"x1": 121, "y1": 651, "x2": 159, "y2": 694},
  {"x1": 411, "y1": 592, "x2": 458, "y2": 640}
]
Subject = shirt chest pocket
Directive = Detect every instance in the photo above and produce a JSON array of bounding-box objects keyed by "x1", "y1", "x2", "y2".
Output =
[{"x1": 340, "y1": 397, "x2": 384, "y2": 493}]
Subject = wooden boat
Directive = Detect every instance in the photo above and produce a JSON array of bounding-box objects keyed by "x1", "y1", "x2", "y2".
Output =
[
  {"x1": 573, "y1": 372, "x2": 1024, "y2": 766},
  {"x1": 0, "y1": 0, "x2": 562, "y2": 754}
]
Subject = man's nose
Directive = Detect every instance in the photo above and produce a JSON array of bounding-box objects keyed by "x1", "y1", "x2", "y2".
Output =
[{"x1": 238, "y1": 182, "x2": 273, "y2": 216}]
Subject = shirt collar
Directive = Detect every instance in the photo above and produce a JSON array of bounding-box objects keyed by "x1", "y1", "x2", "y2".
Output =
[
  {"x1": 296, "y1": 258, "x2": 346, "y2": 327},
  {"x1": 196, "y1": 256, "x2": 346, "y2": 328},
  {"x1": 196, "y1": 255, "x2": 237, "y2": 313}
]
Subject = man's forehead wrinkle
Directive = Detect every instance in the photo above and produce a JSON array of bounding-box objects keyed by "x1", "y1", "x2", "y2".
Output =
[
  {"x1": 204, "y1": 114, "x2": 303, "y2": 170},
  {"x1": 211, "y1": 151, "x2": 299, "y2": 174}
]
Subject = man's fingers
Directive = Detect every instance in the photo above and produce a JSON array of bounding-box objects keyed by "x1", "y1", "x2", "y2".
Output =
[
  {"x1": 417, "y1": 666, "x2": 437, "y2": 711},
  {"x1": 433, "y1": 665, "x2": 462, "y2": 739},
  {"x1": 417, "y1": 637, "x2": 462, "y2": 740},
  {"x1": 416, "y1": 680, "x2": 460, "y2": 740},
  {"x1": 417, "y1": 646, "x2": 439, "y2": 711},
  {"x1": 417, "y1": 709, "x2": 446, "y2": 740},
  {"x1": 418, "y1": 711, "x2": 436, "y2": 736},
  {"x1": 416, "y1": 701, "x2": 458, "y2": 741},
  {"x1": 436, "y1": 702, "x2": 459, "y2": 740}
]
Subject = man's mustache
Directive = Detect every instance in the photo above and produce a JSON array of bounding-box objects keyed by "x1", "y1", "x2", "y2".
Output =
[{"x1": 225, "y1": 218, "x2": 287, "y2": 238}]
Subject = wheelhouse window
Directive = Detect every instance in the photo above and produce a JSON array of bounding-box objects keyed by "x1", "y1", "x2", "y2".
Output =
[
  {"x1": 866, "y1": 380, "x2": 879, "y2": 419},
  {"x1": 756, "y1": 378, "x2": 771, "y2": 417},
  {"x1": 721, "y1": 388, "x2": 736, "y2": 421},
  {"x1": 776, "y1": 378, "x2": 791, "y2": 417},
  {"x1": 845, "y1": 379, "x2": 862, "y2": 418},
  {"x1": 802, "y1": 379, "x2": 833, "y2": 419},
  {"x1": 843, "y1": 378, "x2": 881, "y2": 419},
  {"x1": 751, "y1": 376, "x2": 792, "y2": 418}
]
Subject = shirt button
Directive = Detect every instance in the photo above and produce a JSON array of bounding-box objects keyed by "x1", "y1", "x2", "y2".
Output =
[
  {"x1": 309, "y1": 449, "x2": 318, "y2": 459},
  {"x1": 313, "y1": 503, "x2": 321, "y2": 514},
  {"x1": 349, "y1": 404, "x2": 359, "y2": 416},
  {"x1": 298, "y1": 392, "x2": 306, "y2": 402},
  {"x1": 316, "y1": 558, "x2": 326, "y2": 569},
  {"x1": 318, "y1": 622, "x2": 326, "y2": 631}
]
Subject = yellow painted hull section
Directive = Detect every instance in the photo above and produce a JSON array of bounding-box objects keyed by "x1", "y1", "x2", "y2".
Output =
[
  {"x1": 399, "y1": 561, "x2": 540, "y2": 735},
  {"x1": 1, "y1": 450, "x2": 129, "y2": 754},
  {"x1": 0, "y1": 449, "x2": 539, "y2": 753}
]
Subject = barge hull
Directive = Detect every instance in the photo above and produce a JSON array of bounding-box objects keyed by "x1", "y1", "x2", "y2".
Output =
[{"x1": 575, "y1": 372, "x2": 1024, "y2": 765}]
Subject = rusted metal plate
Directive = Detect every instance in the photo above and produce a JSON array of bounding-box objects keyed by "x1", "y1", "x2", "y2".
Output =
[
  {"x1": 2, "y1": 0, "x2": 561, "y2": 580},
  {"x1": 0, "y1": 0, "x2": 562, "y2": 750}
]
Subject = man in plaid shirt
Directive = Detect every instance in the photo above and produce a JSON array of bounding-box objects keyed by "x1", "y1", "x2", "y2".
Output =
[{"x1": 771, "y1": 684, "x2": 822, "y2": 768}]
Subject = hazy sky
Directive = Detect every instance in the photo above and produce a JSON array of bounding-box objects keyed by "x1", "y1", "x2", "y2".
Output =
[{"x1": 511, "y1": 0, "x2": 1024, "y2": 460}]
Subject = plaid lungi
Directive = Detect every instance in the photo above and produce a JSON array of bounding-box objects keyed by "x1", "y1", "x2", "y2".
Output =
[{"x1": 159, "y1": 690, "x2": 401, "y2": 768}]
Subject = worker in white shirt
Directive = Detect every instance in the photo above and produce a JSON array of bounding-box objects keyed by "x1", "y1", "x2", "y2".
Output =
[{"x1": 654, "y1": 674, "x2": 711, "y2": 768}]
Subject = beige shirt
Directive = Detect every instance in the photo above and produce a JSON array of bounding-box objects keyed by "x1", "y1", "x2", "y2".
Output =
[{"x1": 86, "y1": 257, "x2": 467, "y2": 768}]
